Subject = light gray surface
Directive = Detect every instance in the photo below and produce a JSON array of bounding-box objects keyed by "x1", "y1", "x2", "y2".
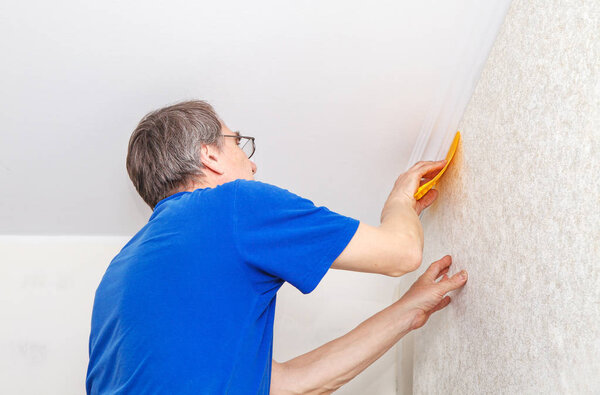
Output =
[
  {"x1": 1, "y1": 0, "x2": 508, "y2": 236},
  {"x1": 0, "y1": 236, "x2": 127, "y2": 395},
  {"x1": 412, "y1": 1, "x2": 600, "y2": 393}
]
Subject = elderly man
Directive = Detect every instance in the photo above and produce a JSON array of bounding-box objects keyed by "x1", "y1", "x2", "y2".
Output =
[{"x1": 86, "y1": 100, "x2": 468, "y2": 394}]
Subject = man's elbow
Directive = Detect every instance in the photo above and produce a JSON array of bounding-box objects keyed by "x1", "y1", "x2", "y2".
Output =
[
  {"x1": 389, "y1": 240, "x2": 422, "y2": 277},
  {"x1": 376, "y1": 226, "x2": 423, "y2": 277}
]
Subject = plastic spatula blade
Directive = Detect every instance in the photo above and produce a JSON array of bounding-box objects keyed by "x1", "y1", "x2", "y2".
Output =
[{"x1": 414, "y1": 131, "x2": 461, "y2": 200}]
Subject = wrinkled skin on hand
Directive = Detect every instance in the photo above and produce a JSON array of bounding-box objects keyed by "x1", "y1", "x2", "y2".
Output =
[{"x1": 399, "y1": 255, "x2": 468, "y2": 330}]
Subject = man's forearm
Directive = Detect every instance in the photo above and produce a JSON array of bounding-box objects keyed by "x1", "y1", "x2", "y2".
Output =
[{"x1": 279, "y1": 300, "x2": 417, "y2": 394}]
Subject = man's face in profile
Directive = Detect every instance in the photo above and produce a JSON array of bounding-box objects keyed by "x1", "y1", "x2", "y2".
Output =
[{"x1": 218, "y1": 121, "x2": 257, "y2": 183}]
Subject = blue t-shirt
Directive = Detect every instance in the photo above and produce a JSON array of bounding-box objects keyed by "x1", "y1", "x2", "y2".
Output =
[{"x1": 86, "y1": 179, "x2": 360, "y2": 394}]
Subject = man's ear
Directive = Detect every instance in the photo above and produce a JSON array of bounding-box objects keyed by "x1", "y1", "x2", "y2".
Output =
[{"x1": 199, "y1": 143, "x2": 225, "y2": 176}]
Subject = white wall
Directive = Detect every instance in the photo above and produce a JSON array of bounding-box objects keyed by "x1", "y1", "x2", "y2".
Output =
[
  {"x1": 0, "y1": 236, "x2": 127, "y2": 394},
  {"x1": 402, "y1": 0, "x2": 600, "y2": 393}
]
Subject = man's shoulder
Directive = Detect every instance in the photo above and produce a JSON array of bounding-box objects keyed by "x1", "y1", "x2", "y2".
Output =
[
  {"x1": 235, "y1": 179, "x2": 277, "y2": 189},
  {"x1": 235, "y1": 179, "x2": 295, "y2": 193},
  {"x1": 234, "y1": 179, "x2": 304, "y2": 202},
  {"x1": 188, "y1": 180, "x2": 291, "y2": 210}
]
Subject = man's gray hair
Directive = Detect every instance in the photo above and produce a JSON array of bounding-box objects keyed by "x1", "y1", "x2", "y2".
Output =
[{"x1": 126, "y1": 100, "x2": 224, "y2": 210}]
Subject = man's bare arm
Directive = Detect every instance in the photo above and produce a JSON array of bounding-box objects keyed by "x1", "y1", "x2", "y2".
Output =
[
  {"x1": 270, "y1": 255, "x2": 468, "y2": 394},
  {"x1": 271, "y1": 297, "x2": 416, "y2": 394},
  {"x1": 330, "y1": 222, "x2": 422, "y2": 277},
  {"x1": 331, "y1": 160, "x2": 447, "y2": 278},
  {"x1": 378, "y1": 160, "x2": 447, "y2": 254}
]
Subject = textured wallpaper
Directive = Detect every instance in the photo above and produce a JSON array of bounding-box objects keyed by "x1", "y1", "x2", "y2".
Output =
[{"x1": 411, "y1": 0, "x2": 600, "y2": 394}]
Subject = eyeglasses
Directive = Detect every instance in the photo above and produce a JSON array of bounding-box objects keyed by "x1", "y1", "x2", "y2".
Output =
[{"x1": 222, "y1": 132, "x2": 256, "y2": 159}]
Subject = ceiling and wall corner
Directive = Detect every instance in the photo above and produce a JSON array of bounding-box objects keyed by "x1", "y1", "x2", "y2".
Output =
[
  {"x1": 2, "y1": 0, "x2": 512, "y2": 236},
  {"x1": 406, "y1": 1, "x2": 512, "y2": 167}
]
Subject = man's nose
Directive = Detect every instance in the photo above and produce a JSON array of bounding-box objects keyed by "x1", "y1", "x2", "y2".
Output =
[{"x1": 251, "y1": 161, "x2": 257, "y2": 174}]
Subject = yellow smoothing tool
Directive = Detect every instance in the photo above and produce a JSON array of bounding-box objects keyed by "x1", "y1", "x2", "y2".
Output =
[{"x1": 414, "y1": 131, "x2": 461, "y2": 200}]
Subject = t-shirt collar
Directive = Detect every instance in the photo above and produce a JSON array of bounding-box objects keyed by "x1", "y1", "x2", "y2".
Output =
[{"x1": 153, "y1": 191, "x2": 190, "y2": 211}]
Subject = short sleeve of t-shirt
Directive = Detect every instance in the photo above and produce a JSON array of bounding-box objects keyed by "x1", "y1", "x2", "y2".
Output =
[{"x1": 233, "y1": 179, "x2": 360, "y2": 294}]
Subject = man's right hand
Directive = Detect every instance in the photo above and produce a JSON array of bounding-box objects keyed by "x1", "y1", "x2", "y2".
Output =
[
  {"x1": 398, "y1": 255, "x2": 468, "y2": 330},
  {"x1": 381, "y1": 160, "x2": 447, "y2": 220}
]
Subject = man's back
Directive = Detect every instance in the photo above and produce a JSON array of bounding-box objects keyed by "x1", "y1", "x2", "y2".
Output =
[{"x1": 86, "y1": 179, "x2": 359, "y2": 394}]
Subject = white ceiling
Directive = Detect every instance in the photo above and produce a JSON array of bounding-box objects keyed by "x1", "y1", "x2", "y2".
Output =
[{"x1": 0, "y1": 0, "x2": 510, "y2": 235}]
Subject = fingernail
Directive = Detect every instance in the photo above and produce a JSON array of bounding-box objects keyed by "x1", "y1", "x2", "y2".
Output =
[{"x1": 460, "y1": 270, "x2": 467, "y2": 279}]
